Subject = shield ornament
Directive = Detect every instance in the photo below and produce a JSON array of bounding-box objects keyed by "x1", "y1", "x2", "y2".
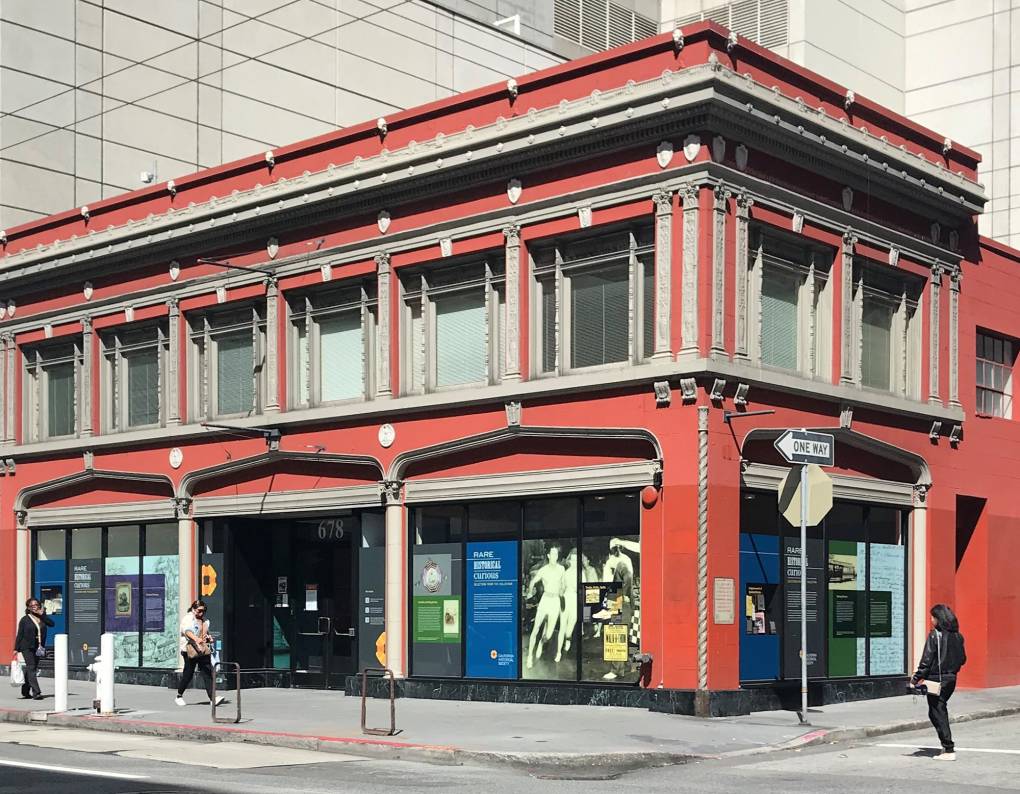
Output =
[
  {"x1": 683, "y1": 134, "x2": 701, "y2": 162},
  {"x1": 656, "y1": 141, "x2": 674, "y2": 169},
  {"x1": 507, "y1": 178, "x2": 522, "y2": 204}
]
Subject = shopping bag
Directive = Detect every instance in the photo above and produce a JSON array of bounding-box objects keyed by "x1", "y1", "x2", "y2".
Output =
[{"x1": 9, "y1": 656, "x2": 24, "y2": 687}]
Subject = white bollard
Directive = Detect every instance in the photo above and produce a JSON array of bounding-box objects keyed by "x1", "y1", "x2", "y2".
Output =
[
  {"x1": 99, "y1": 633, "x2": 115, "y2": 715},
  {"x1": 54, "y1": 634, "x2": 68, "y2": 712}
]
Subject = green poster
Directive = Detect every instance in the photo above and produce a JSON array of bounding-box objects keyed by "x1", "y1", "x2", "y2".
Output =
[
  {"x1": 868, "y1": 591, "x2": 893, "y2": 638},
  {"x1": 827, "y1": 540, "x2": 866, "y2": 677},
  {"x1": 832, "y1": 591, "x2": 863, "y2": 637},
  {"x1": 413, "y1": 596, "x2": 461, "y2": 643}
]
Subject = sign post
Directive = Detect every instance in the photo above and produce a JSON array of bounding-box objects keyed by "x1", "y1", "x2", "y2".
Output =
[{"x1": 774, "y1": 429, "x2": 835, "y2": 725}]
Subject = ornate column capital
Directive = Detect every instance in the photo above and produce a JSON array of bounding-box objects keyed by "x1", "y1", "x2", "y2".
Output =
[
  {"x1": 263, "y1": 275, "x2": 279, "y2": 294},
  {"x1": 949, "y1": 266, "x2": 962, "y2": 291},
  {"x1": 841, "y1": 228, "x2": 858, "y2": 250},
  {"x1": 165, "y1": 296, "x2": 180, "y2": 312},
  {"x1": 374, "y1": 251, "x2": 391, "y2": 272},
  {"x1": 502, "y1": 223, "x2": 521, "y2": 246},
  {"x1": 712, "y1": 184, "x2": 731, "y2": 210},
  {"x1": 80, "y1": 315, "x2": 93, "y2": 333},
  {"x1": 735, "y1": 191, "x2": 753, "y2": 218},
  {"x1": 173, "y1": 497, "x2": 192, "y2": 519},
  {"x1": 652, "y1": 188, "x2": 673, "y2": 214},
  {"x1": 678, "y1": 181, "x2": 700, "y2": 209},
  {"x1": 912, "y1": 483, "x2": 930, "y2": 507},
  {"x1": 380, "y1": 479, "x2": 403, "y2": 506}
]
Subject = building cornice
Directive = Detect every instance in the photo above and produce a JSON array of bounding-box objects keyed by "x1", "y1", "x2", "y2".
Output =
[{"x1": 0, "y1": 60, "x2": 982, "y2": 288}]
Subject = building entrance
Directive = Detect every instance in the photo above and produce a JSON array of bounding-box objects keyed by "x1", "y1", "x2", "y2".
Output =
[{"x1": 202, "y1": 510, "x2": 383, "y2": 689}]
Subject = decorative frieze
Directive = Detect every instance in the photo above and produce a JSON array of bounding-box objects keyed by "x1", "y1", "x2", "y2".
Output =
[
  {"x1": 166, "y1": 298, "x2": 181, "y2": 425},
  {"x1": 948, "y1": 266, "x2": 961, "y2": 408},
  {"x1": 839, "y1": 230, "x2": 858, "y2": 385},
  {"x1": 679, "y1": 182, "x2": 700, "y2": 359},
  {"x1": 264, "y1": 278, "x2": 281, "y2": 413},
  {"x1": 80, "y1": 317, "x2": 93, "y2": 438},
  {"x1": 652, "y1": 188, "x2": 673, "y2": 360},
  {"x1": 733, "y1": 192, "x2": 753, "y2": 361},
  {"x1": 502, "y1": 224, "x2": 522, "y2": 381},
  {"x1": 928, "y1": 264, "x2": 943, "y2": 405},
  {"x1": 710, "y1": 185, "x2": 730, "y2": 358},
  {"x1": 375, "y1": 252, "x2": 392, "y2": 398}
]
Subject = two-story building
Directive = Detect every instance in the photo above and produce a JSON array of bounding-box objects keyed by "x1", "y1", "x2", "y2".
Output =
[{"x1": 1, "y1": 22, "x2": 1017, "y2": 715}]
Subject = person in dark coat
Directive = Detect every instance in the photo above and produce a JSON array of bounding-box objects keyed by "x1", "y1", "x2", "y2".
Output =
[
  {"x1": 13, "y1": 598, "x2": 54, "y2": 700},
  {"x1": 910, "y1": 603, "x2": 967, "y2": 761}
]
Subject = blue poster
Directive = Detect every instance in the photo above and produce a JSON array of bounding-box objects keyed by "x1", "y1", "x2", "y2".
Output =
[{"x1": 466, "y1": 541, "x2": 518, "y2": 678}]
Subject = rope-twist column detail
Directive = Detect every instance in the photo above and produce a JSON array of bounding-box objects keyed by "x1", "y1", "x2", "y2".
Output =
[{"x1": 697, "y1": 405, "x2": 709, "y2": 691}]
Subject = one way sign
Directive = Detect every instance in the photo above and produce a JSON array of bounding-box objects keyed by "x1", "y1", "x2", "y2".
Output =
[{"x1": 774, "y1": 429, "x2": 835, "y2": 466}]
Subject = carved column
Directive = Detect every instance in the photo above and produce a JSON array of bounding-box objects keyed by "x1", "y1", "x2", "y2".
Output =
[
  {"x1": 3, "y1": 334, "x2": 14, "y2": 443},
  {"x1": 175, "y1": 497, "x2": 195, "y2": 672},
  {"x1": 652, "y1": 188, "x2": 673, "y2": 361},
  {"x1": 502, "y1": 224, "x2": 522, "y2": 381},
  {"x1": 375, "y1": 252, "x2": 392, "y2": 398},
  {"x1": 0, "y1": 335, "x2": 6, "y2": 445},
  {"x1": 734, "y1": 192, "x2": 753, "y2": 362},
  {"x1": 710, "y1": 185, "x2": 730, "y2": 358},
  {"x1": 382, "y1": 480, "x2": 406, "y2": 677},
  {"x1": 264, "y1": 277, "x2": 280, "y2": 413},
  {"x1": 949, "y1": 267, "x2": 961, "y2": 408},
  {"x1": 80, "y1": 316, "x2": 93, "y2": 437},
  {"x1": 927, "y1": 265, "x2": 942, "y2": 405},
  {"x1": 839, "y1": 230, "x2": 857, "y2": 384},
  {"x1": 166, "y1": 298, "x2": 181, "y2": 425},
  {"x1": 909, "y1": 485, "x2": 929, "y2": 670},
  {"x1": 679, "y1": 182, "x2": 700, "y2": 359}
]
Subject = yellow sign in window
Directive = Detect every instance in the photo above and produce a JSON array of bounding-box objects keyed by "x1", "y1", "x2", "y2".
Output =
[{"x1": 603, "y1": 624, "x2": 629, "y2": 662}]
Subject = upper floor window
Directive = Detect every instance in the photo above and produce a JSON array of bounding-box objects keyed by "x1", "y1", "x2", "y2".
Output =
[
  {"x1": 24, "y1": 340, "x2": 80, "y2": 441},
  {"x1": 853, "y1": 263, "x2": 922, "y2": 397},
  {"x1": 189, "y1": 305, "x2": 266, "y2": 419},
  {"x1": 532, "y1": 223, "x2": 654, "y2": 375},
  {"x1": 749, "y1": 228, "x2": 833, "y2": 377},
  {"x1": 101, "y1": 324, "x2": 169, "y2": 432},
  {"x1": 976, "y1": 331, "x2": 1014, "y2": 418},
  {"x1": 401, "y1": 255, "x2": 504, "y2": 394},
  {"x1": 290, "y1": 284, "x2": 376, "y2": 407}
]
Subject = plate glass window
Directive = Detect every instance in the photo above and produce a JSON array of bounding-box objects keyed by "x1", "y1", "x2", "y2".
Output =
[
  {"x1": 533, "y1": 223, "x2": 654, "y2": 374},
  {"x1": 976, "y1": 331, "x2": 1013, "y2": 418}
]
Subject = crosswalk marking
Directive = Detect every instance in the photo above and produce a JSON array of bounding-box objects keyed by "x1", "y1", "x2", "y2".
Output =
[
  {"x1": 876, "y1": 743, "x2": 1020, "y2": 755},
  {"x1": 0, "y1": 758, "x2": 148, "y2": 779}
]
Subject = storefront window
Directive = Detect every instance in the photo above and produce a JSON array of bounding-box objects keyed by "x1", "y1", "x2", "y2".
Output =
[
  {"x1": 142, "y1": 523, "x2": 180, "y2": 668},
  {"x1": 409, "y1": 492, "x2": 642, "y2": 685},
  {"x1": 33, "y1": 530, "x2": 66, "y2": 644},
  {"x1": 739, "y1": 493, "x2": 909, "y2": 683},
  {"x1": 33, "y1": 523, "x2": 182, "y2": 669}
]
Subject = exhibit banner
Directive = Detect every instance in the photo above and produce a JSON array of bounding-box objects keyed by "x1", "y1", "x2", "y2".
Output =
[
  {"x1": 466, "y1": 541, "x2": 518, "y2": 679},
  {"x1": 827, "y1": 540, "x2": 866, "y2": 677},
  {"x1": 868, "y1": 543, "x2": 905, "y2": 674},
  {"x1": 783, "y1": 537, "x2": 826, "y2": 679},
  {"x1": 105, "y1": 557, "x2": 141, "y2": 666},
  {"x1": 410, "y1": 544, "x2": 462, "y2": 676},
  {"x1": 142, "y1": 554, "x2": 179, "y2": 668},
  {"x1": 358, "y1": 547, "x2": 386, "y2": 672},
  {"x1": 68, "y1": 558, "x2": 101, "y2": 665}
]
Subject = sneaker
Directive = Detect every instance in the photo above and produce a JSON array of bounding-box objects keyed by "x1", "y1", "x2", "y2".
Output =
[
  {"x1": 174, "y1": 696, "x2": 186, "y2": 707},
  {"x1": 214, "y1": 696, "x2": 225, "y2": 706},
  {"x1": 933, "y1": 751, "x2": 956, "y2": 761}
]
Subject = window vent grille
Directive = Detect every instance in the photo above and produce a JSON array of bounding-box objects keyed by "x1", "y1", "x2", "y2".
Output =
[
  {"x1": 673, "y1": 0, "x2": 788, "y2": 49},
  {"x1": 554, "y1": 0, "x2": 660, "y2": 51}
]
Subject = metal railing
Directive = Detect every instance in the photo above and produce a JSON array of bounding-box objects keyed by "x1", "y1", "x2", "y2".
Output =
[
  {"x1": 360, "y1": 667, "x2": 397, "y2": 736},
  {"x1": 211, "y1": 662, "x2": 242, "y2": 724}
]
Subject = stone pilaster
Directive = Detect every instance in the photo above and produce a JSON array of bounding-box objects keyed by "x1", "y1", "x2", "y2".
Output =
[
  {"x1": 264, "y1": 277, "x2": 280, "y2": 413},
  {"x1": 166, "y1": 298, "x2": 181, "y2": 425},
  {"x1": 839, "y1": 230, "x2": 857, "y2": 384},
  {"x1": 733, "y1": 192, "x2": 753, "y2": 362},
  {"x1": 375, "y1": 252, "x2": 392, "y2": 398},
  {"x1": 710, "y1": 185, "x2": 730, "y2": 358},
  {"x1": 651, "y1": 188, "x2": 673, "y2": 361},
  {"x1": 80, "y1": 316, "x2": 93, "y2": 437},
  {"x1": 502, "y1": 224, "x2": 522, "y2": 381},
  {"x1": 678, "y1": 182, "x2": 700, "y2": 359}
]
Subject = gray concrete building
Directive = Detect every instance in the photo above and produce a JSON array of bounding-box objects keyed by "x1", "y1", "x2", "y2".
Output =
[{"x1": 0, "y1": 0, "x2": 578, "y2": 231}]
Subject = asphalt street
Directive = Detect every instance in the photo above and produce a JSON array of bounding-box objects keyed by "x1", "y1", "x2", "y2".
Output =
[{"x1": 0, "y1": 714, "x2": 1018, "y2": 793}]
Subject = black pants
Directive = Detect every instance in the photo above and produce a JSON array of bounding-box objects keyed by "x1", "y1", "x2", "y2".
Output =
[
  {"x1": 927, "y1": 674, "x2": 957, "y2": 752},
  {"x1": 177, "y1": 652, "x2": 214, "y2": 700},
  {"x1": 19, "y1": 651, "x2": 40, "y2": 698}
]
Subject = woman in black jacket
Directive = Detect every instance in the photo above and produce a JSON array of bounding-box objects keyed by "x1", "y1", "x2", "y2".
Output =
[
  {"x1": 13, "y1": 598, "x2": 54, "y2": 700},
  {"x1": 910, "y1": 603, "x2": 966, "y2": 761}
]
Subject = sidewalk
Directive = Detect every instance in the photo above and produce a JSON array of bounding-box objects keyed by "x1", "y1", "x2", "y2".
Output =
[{"x1": 2, "y1": 681, "x2": 1020, "y2": 771}]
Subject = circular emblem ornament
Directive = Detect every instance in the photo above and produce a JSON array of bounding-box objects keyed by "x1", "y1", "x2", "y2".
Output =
[
  {"x1": 421, "y1": 559, "x2": 443, "y2": 593},
  {"x1": 169, "y1": 447, "x2": 183, "y2": 469},
  {"x1": 378, "y1": 423, "x2": 395, "y2": 448}
]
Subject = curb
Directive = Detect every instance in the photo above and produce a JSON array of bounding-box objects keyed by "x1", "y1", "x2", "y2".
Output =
[{"x1": 0, "y1": 707, "x2": 697, "y2": 771}]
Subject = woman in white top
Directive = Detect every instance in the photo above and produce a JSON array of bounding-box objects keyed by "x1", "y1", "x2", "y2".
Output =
[{"x1": 175, "y1": 599, "x2": 223, "y2": 706}]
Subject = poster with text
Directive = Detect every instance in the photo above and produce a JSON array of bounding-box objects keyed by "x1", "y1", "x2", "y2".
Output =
[
  {"x1": 359, "y1": 547, "x2": 386, "y2": 672},
  {"x1": 827, "y1": 541, "x2": 866, "y2": 677},
  {"x1": 411, "y1": 544, "x2": 462, "y2": 676},
  {"x1": 581, "y1": 535, "x2": 640, "y2": 681},
  {"x1": 466, "y1": 541, "x2": 518, "y2": 678},
  {"x1": 105, "y1": 557, "x2": 140, "y2": 667},
  {"x1": 868, "y1": 543, "x2": 905, "y2": 674},
  {"x1": 783, "y1": 537, "x2": 826, "y2": 679},
  {"x1": 68, "y1": 558, "x2": 101, "y2": 664}
]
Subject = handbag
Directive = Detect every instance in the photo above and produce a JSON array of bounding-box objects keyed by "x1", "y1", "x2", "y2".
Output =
[
  {"x1": 9, "y1": 656, "x2": 24, "y2": 687},
  {"x1": 926, "y1": 631, "x2": 943, "y2": 697},
  {"x1": 185, "y1": 637, "x2": 211, "y2": 660}
]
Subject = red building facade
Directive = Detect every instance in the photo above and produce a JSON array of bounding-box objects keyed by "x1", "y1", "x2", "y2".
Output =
[{"x1": 1, "y1": 23, "x2": 1016, "y2": 713}]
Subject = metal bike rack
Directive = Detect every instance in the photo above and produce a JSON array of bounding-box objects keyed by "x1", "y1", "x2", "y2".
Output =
[
  {"x1": 360, "y1": 667, "x2": 397, "y2": 736},
  {"x1": 211, "y1": 662, "x2": 242, "y2": 724}
]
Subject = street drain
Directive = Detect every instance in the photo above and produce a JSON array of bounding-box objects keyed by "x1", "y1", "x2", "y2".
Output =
[{"x1": 532, "y1": 771, "x2": 622, "y2": 781}]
